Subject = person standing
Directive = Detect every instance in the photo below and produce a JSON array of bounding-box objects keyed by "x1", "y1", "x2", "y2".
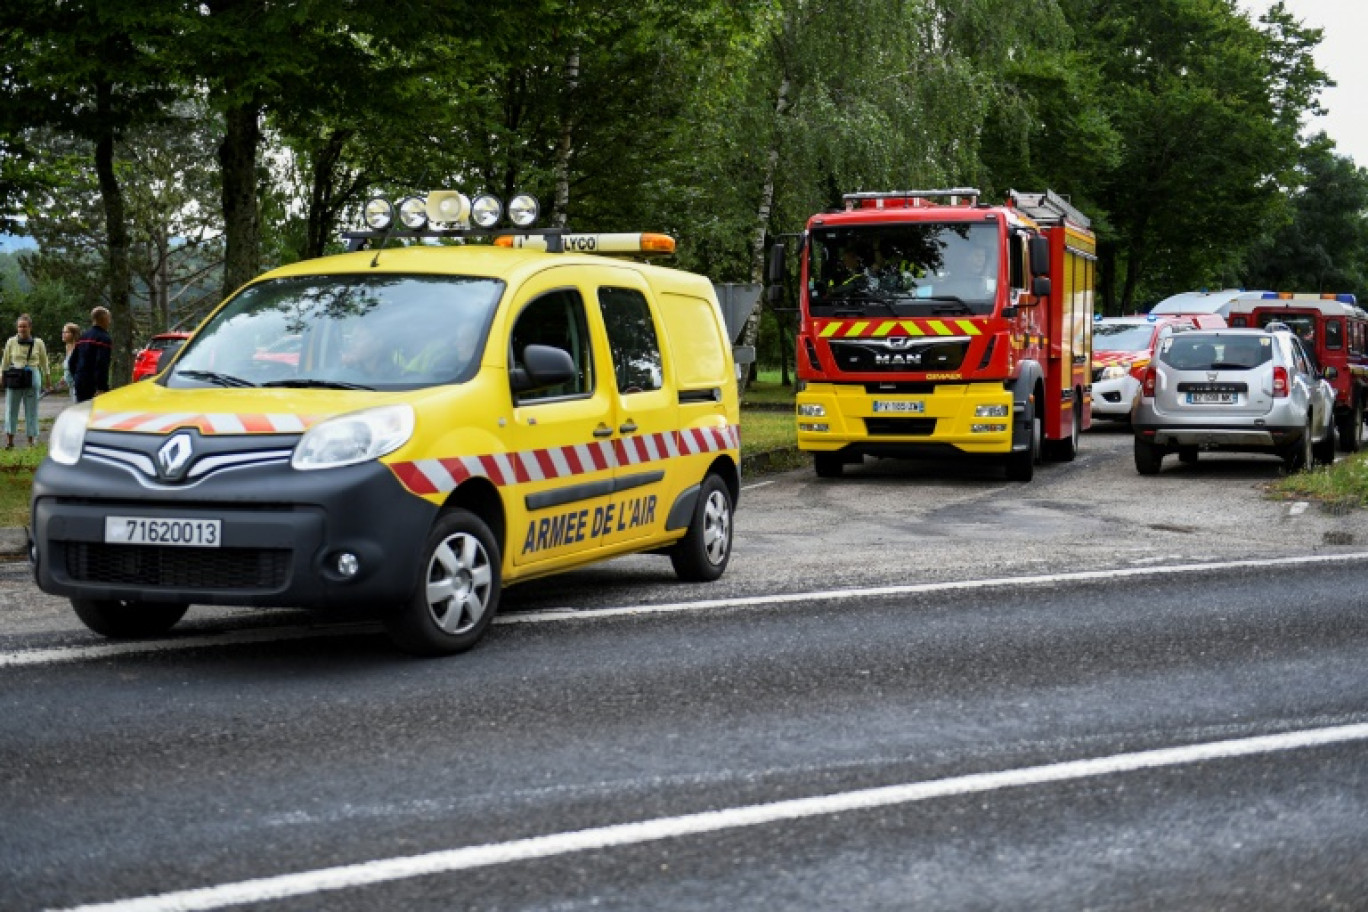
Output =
[
  {"x1": 61, "y1": 322, "x2": 80, "y2": 402},
  {"x1": 2, "y1": 314, "x2": 50, "y2": 448},
  {"x1": 71, "y1": 306, "x2": 113, "y2": 404}
]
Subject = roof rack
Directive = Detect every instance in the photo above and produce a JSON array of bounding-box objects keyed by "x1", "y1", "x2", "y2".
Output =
[{"x1": 1008, "y1": 189, "x2": 1091, "y2": 229}]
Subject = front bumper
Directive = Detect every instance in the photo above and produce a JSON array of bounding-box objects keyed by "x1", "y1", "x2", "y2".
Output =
[
  {"x1": 31, "y1": 435, "x2": 438, "y2": 610},
  {"x1": 1092, "y1": 375, "x2": 1139, "y2": 418},
  {"x1": 796, "y1": 381, "x2": 1014, "y2": 458}
]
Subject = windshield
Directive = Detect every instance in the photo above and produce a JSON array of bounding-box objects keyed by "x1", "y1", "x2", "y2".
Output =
[
  {"x1": 1094, "y1": 323, "x2": 1156, "y2": 352},
  {"x1": 807, "y1": 221, "x2": 1000, "y2": 317},
  {"x1": 167, "y1": 275, "x2": 504, "y2": 391}
]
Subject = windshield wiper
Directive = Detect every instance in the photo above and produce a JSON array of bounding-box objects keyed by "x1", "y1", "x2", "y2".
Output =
[
  {"x1": 177, "y1": 369, "x2": 255, "y2": 388},
  {"x1": 261, "y1": 378, "x2": 375, "y2": 391}
]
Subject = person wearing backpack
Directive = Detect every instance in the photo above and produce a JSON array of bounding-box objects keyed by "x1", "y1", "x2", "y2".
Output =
[{"x1": 3, "y1": 313, "x2": 50, "y2": 448}]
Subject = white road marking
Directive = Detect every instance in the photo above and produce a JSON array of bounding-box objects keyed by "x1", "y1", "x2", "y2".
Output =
[
  {"x1": 740, "y1": 479, "x2": 774, "y2": 491},
  {"x1": 1288, "y1": 501, "x2": 1309, "y2": 516},
  {"x1": 50, "y1": 721, "x2": 1368, "y2": 912},
  {"x1": 7, "y1": 551, "x2": 1368, "y2": 668}
]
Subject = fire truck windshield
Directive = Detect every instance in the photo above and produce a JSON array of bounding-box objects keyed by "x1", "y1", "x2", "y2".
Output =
[{"x1": 808, "y1": 222, "x2": 999, "y2": 317}]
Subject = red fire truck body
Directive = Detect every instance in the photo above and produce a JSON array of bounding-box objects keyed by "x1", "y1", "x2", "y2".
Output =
[
  {"x1": 783, "y1": 189, "x2": 1096, "y2": 481},
  {"x1": 1226, "y1": 292, "x2": 1368, "y2": 452}
]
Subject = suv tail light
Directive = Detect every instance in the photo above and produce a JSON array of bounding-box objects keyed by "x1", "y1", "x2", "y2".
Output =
[
  {"x1": 1272, "y1": 365, "x2": 1289, "y2": 397},
  {"x1": 1141, "y1": 365, "x2": 1157, "y2": 397}
]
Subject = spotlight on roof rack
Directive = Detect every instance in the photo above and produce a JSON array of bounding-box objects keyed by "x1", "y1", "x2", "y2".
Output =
[
  {"x1": 363, "y1": 196, "x2": 394, "y2": 230},
  {"x1": 508, "y1": 194, "x2": 540, "y2": 228},
  {"x1": 471, "y1": 194, "x2": 503, "y2": 229},
  {"x1": 397, "y1": 196, "x2": 428, "y2": 230}
]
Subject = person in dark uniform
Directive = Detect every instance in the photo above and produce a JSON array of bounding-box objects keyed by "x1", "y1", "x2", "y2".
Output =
[{"x1": 71, "y1": 306, "x2": 113, "y2": 403}]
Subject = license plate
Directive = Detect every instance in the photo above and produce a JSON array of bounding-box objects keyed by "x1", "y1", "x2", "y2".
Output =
[
  {"x1": 1186, "y1": 392, "x2": 1236, "y2": 405},
  {"x1": 872, "y1": 400, "x2": 925, "y2": 413},
  {"x1": 104, "y1": 516, "x2": 222, "y2": 548}
]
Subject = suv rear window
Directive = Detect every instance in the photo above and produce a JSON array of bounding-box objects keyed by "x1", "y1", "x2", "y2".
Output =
[{"x1": 1160, "y1": 335, "x2": 1272, "y2": 371}]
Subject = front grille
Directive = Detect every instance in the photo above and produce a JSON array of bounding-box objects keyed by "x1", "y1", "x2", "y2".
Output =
[
  {"x1": 865, "y1": 418, "x2": 936, "y2": 436},
  {"x1": 66, "y1": 543, "x2": 291, "y2": 590}
]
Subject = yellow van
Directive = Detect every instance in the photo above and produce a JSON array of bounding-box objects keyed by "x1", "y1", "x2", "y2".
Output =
[{"x1": 32, "y1": 193, "x2": 740, "y2": 655}]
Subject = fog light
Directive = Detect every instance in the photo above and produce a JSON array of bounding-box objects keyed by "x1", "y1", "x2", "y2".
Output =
[
  {"x1": 974, "y1": 404, "x2": 1009, "y2": 417},
  {"x1": 799, "y1": 422, "x2": 830, "y2": 432},
  {"x1": 335, "y1": 552, "x2": 360, "y2": 578},
  {"x1": 971, "y1": 423, "x2": 1007, "y2": 433},
  {"x1": 798, "y1": 403, "x2": 826, "y2": 417}
]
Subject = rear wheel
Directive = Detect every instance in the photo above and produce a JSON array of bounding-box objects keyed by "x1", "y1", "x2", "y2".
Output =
[
  {"x1": 1282, "y1": 423, "x2": 1313, "y2": 472},
  {"x1": 1134, "y1": 436, "x2": 1164, "y2": 475},
  {"x1": 71, "y1": 599, "x2": 189, "y2": 638},
  {"x1": 383, "y1": 509, "x2": 500, "y2": 656},
  {"x1": 813, "y1": 451, "x2": 844, "y2": 478},
  {"x1": 1337, "y1": 397, "x2": 1363, "y2": 453},
  {"x1": 670, "y1": 473, "x2": 733, "y2": 582},
  {"x1": 1313, "y1": 418, "x2": 1337, "y2": 466}
]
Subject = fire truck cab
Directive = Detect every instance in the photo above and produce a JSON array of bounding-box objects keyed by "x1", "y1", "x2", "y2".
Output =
[
  {"x1": 769, "y1": 188, "x2": 1096, "y2": 482},
  {"x1": 1225, "y1": 292, "x2": 1368, "y2": 451}
]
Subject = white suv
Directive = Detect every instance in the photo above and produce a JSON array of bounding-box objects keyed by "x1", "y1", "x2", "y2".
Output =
[{"x1": 1131, "y1": 326, "x2": 1337, "y2": 474}]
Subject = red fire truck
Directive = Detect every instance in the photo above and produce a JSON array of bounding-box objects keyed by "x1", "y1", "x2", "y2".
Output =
[
  {"x1": 767, "y1": 188, "x2": 1096, "y2": 481},
  {"x1": 1225, "y1": 292, "x2": 1368, "y2": 451}
]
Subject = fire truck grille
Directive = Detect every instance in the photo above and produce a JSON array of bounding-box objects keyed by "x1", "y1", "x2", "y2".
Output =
[
  {"x1": 831, "y1": 340, "x2": 967, "y2": 374},
  {"x1": 865, "y1": 418, "x2": 937, "y2": 436},
  {"x1": 65, "y1": 543, "x2": 291, "y2": 590}
]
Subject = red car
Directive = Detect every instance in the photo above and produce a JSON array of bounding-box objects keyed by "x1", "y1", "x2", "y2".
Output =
[{"x1": 132, "y1": 332, "x2": 191, "y2": 381}]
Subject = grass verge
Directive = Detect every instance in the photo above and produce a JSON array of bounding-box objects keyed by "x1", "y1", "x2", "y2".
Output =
[{"x1": 1270, "y1": 451, "x2": 1368, "y2": 511}]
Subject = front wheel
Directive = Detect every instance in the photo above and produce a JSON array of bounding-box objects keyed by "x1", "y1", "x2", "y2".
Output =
[
  {"x1": 1005, "y1": 402, "x2": 1039, "y2": 482},
  {"x1": 383, "y1": 509, "x2": 501, "y2": 656},
  {"x1": 670, "y1": 473, "x2": 734, "y2": 582},
  {"x1": 71, "y1": 599, "x2": 189, "y2": 638}
]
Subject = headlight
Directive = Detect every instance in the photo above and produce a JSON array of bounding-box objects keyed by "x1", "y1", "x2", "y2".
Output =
[
  {"x1": 508, "y1": 194, "x2": 539, "y2": 227},
  {"x1": 397, "y1": 196, "x2": 428, "y2": 230},
  {"x1": 1102, "y1": 364, "x2": 1130, "y2": 380},
  {"x1": 48, "y1": 402, "x2": 92, "y2": 465},
  {"x1": 798, "y1": 403, "x2": 826, "y2": 417},
  {"x1": 292, "y1": 404, "x2": 415, "y2": 471},
  {"x1": 363, "y1": 196, "x2": 393, "y2": 230},
  {"x1": 974, "y1": 404, "x2": 1009, "y2": 417}
]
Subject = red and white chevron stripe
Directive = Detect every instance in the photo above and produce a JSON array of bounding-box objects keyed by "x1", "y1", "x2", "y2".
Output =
[
  {"x1": 90, "y1": 410, "x2": 321, "y2": 434},
  {"x1": 390, "y1": 424, "x2": 740, "y2": 496}
]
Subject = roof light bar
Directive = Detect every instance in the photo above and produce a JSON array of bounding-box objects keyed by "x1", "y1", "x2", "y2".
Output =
[{"x1": 494, "y1": 232, "x2": 676, "y2": 256}]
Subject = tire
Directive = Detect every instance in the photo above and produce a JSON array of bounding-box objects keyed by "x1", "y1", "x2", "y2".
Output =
[
  {"x1": 670, "y1": 473, "x2": 734, "y2": 582},
  {"x1": 1337, "y1": 397, "x2": 1363, "y2": 453},
  {"x1": 71, "y1": 599, "x2": 189, "y2": 638},
  {"x1": 1047, "y1": 392, "x2": 1081, "y2": 462},
  {"x1": 1282, "y1": 422, "x2": 1313, "y2": 472},
  {"x1": 1134, "y1": 436, "x2": 1163, "y2": 475},
  {"x1": 1005, "y1": 400, "x2": 1039, "y2": 482},
  {"x1": 813, "y1": 451, "x2": 844, "y2": 478},
  {"x1": 382, "y1": 509, "x2": 500, "y2": 657},
  {"x1": 1313, "y1": 418, "x2": 1337, "y2": 466},
  {"x1": 1177, "y1": 446, "x2": 1199, "y2": 465}
]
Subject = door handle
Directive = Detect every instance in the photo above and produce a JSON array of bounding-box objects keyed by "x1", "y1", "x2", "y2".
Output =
[
  {"x1": 619, "y1": 420, "x2": 638, "y2": 434},
  {"x1": 593, "y1": 424, "x2": 614, "y2": 438}
]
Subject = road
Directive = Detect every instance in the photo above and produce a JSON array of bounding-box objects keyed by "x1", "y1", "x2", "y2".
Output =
[{"x1": 2, "y1": 425, "x2": 1367, "y2": 910}]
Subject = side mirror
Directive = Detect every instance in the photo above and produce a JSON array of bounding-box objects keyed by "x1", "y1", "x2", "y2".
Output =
[
  {"x1": 1031, "y1": 276, "x2": 1051, "y2": 299},
  {"x1": 511, "y1": 343, "x2": 577, "y2": 393},
  {"x1": 766, "y1": 242, "x2": 787, "y2": 286},
  {"x1": 1029, "y1": 236, "x2": 1050, "y2": 277}
]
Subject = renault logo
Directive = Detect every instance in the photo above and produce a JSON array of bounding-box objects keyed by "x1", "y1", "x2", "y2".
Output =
[{"x1": 157, "y1": 434, "x2": 194, "y2": 480}]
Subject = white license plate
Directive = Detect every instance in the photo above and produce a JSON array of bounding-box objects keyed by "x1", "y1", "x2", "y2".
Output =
[
  {"x1": 1186, "y1": 392, "x2": 1237, "y2": 405},
  {"x1": 104, "y1": 516, "x2": 222, "y2": 548},
  {"x1": 872, "y1": 400, "x2": 925, "y2": 413}
]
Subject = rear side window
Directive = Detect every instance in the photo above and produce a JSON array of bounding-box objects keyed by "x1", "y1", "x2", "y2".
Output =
[
  {"x1": 1326, "y1": 319, "x2": 1343, "y2": 350},
  {"x1": 1160, "y1": 335, "x2": 1271, "y2": 371},
  {"x1": 598, "y1": 287, "x2": 663, "y2": 394}
]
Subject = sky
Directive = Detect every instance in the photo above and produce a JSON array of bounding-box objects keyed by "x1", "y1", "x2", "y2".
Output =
[{"x1": 1240, "y1": 0, "x2": 1368, "y2": 167}]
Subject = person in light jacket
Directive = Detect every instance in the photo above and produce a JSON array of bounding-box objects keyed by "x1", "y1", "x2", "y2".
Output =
[{"x1": 3, "y1": 313, "x2": 50, "y2": 448}]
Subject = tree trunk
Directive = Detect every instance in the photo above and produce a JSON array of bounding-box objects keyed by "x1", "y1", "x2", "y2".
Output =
[
  {"x1": 219, "y1": 102, "x2": 261, "y2": 298},
  {"x1": 305, "y1": 129, "x2": 353, "y2": 259},
  {"x1": 552, "y1": 49, "x2": 580, "y2": 229},
  {"x1": 738, "y1": 73, "x2": 791, "y2": 394},
  {"x1": 94, "y1": 79, "x2": 133, "y2": 386}
]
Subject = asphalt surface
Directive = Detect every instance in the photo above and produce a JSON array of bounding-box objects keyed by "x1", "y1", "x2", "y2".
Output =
[{"x1": 3, "y1": 421, "x2": 1368, "y2": 910}]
